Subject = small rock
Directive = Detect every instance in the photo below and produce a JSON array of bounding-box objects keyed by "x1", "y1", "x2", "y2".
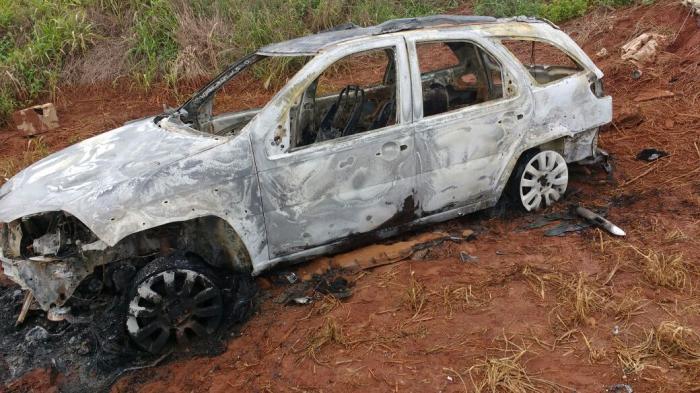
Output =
[
  {"x1": 596, "y1": 47, "x2": 608, "y2": 57},
  {"x1": 25, "y1": 326, "x2": 49, "y2": 344},
  {"x1": 292, "y1": 296, "x2": 312, "y2": 305},
  {"x1": 663, "y1": 119, "x2": 674, "y2": 129},
  {"x1": 11, "y1": 103, "x2": 59, "y2": 137},
  {"x1": 614, "y1": 106, "x2": 643, "y2": 128},
  {"x1": 411, "y1": 248, "x2": 429, "y2": 260},
  {"x1": 459, "y1": 251, "x2": 478, "y2": 263}
]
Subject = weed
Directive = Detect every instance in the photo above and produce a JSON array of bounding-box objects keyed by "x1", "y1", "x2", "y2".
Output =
[
  {"x1": 299, "y1": 316, "x2": 347, "y2": 364},
  {"x1": 439, "y1": 285, "x2": 488, "y2": 318},
  {"x1": 474, "y1": 0, "x2": 641, "y2": 23},
  {"x1": 608, "y1": 287, "x2": 648, "y2": 322},
  {"x1": 616, "y1": 321, "x2": 700, "y2": 374},
  {"x1": 631, "y1": 246, "x2": 690, "y2": 289},
  {"x1": 522, "y1": 266, "x2": 607, "y2": 328},
  {"x1": 467, "y1": 336, "x2": 565, "y2": 392},
  {"x1": 404, "y1": 270, "x2": 427, "y2": 319}
]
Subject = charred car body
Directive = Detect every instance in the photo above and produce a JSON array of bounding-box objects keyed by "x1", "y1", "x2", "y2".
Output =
[{"x1": 0, "y1": 16, "x2": 611, "y2": 353}]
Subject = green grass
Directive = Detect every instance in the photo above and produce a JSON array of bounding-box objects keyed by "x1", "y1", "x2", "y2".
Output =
[
  {"x1": 0, "y1": 0, "x2": 93, "y2": 124},
  {"x1": 474, "y1": 0, "x2": 640, "y2": 23},
  {"x1": 0, "y1": 0, "x2": 458, "y2": 125}
]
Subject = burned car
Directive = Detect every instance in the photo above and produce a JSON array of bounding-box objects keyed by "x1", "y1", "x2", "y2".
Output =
[{"x1": 0, "y1": 15, "x2": 611, "y2": 353}]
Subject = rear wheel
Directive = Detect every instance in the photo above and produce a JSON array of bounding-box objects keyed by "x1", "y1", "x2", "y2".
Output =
[
  {"x1": 126, "y1": 254, "x2": 224, "y2": 354},
  {"x1": 510, "y1": 150, "x2": 568, "y2": 211}
]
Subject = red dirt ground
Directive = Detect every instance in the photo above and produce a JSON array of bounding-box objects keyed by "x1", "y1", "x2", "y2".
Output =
[{"x1": 2, "y1": 1, "x2": 699, "y2": 392}]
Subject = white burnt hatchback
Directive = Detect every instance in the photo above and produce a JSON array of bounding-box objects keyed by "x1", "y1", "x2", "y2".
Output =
[{"x1": 0, "y1": 15, "x2": 611, "y2": 353}]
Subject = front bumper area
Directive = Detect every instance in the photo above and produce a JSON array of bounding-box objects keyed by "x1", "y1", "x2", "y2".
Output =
[{"x1": 1, "y1": 247, "x2": 101, "y2": 311}]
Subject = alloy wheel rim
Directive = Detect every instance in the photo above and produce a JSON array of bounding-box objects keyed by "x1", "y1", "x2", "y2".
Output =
[
  {"x1": 519, "y1": 151, "x2": 568, "y2": 211},
  {"x1": 126, "y1": 269, "x2": 223, "y2": 353}
]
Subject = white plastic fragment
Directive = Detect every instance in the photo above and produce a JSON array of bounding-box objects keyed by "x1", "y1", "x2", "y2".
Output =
[{"x1": 575, "y1": 206, "x2": 626, "y2": 237}]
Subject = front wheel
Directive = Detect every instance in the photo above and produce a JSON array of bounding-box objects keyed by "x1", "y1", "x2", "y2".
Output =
[
  {"x1": 510, "y1": 150, "x2": 568, "y2": 211},
  {"x1": 125, "y1": 254, "x2": 224, "y2": 354}
]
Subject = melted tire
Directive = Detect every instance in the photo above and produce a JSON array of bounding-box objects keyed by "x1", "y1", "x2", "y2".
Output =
[{"x1": 125, "y1": 253, "x2": 253, "y2": 354}]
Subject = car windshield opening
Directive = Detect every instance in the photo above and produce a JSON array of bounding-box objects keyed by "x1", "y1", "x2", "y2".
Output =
[{"x1": 177, "y1": 54, "x2": 311, "y2": 136}]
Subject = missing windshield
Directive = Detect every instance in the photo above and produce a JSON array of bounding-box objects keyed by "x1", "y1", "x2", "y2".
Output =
[{"x1": 176, "y1": 54, "x2": 311, "y2": 136}]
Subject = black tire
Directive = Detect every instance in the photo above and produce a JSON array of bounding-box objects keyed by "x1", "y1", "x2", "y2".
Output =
[
  {"x1": 506, "y1": 149, "x2": 540, "y2": 211},
  {"x1": 125, "y1": 253, "x2": 227, "y2": 354}
]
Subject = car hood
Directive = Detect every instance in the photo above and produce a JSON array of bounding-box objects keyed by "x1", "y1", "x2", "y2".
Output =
[{"x1": 0, "y1": 118, "x2": 224, "y2": 224}]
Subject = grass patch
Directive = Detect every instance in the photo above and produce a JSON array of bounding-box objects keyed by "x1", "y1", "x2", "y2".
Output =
[
  {"x1": 404, "y1": 270, "x2": 427, "y2": 319},
  {"x1": 0, "y1": 136, "x2": 50, "y2": 182},
  {"x1": 608, "y1": 287, "x2": 648, "y2": 322},
  {"x1": 522, "y1": 267, "x2": 607, "y2": 328},
  {"x1": 467, "y1": 336, "x2": 566, "y2": 392},
  {"x1": 298, "y1": 316, "x2": 347, "y2": 364},
  {"x1": 616, "y1": 321, "x2": 700, "y2": 374},
  {"x1": 474, "y1": 0, "x2": 643, "y2": 23},
  {"x1": 630, "y1": 246, "x2": 690, "y2": 290}
]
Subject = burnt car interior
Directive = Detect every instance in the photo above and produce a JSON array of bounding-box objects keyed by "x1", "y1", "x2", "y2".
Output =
[
  {"x1": 291, "y1": 48, "x2": 398, "y2": 148},
  {"x1": 416, "y1": 41, "x2": 504, "y2": 117},
  {"x1": 501, "y1": 39, "x2": 583, "y2": 84}
]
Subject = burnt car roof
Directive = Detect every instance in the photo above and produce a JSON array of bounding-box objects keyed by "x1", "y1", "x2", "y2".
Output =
[{"x1": 257, "y1": 15, "x2": 557, "y2": 55}]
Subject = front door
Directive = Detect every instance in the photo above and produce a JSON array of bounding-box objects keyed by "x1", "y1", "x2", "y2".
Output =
[{"x1": 255, "y1": 38, "x2": 416, "y2": 259}]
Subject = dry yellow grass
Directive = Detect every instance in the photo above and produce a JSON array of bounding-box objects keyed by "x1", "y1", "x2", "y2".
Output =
[
  {"x1": 467, "y1": 337, "x2": 566, "y2": 392},
  {"x1": 404, "y1": 270, "x2": 427, "y2": 319},
  {"x1": 630, "y1": 247, "x2": 690, "y2": 289},
  {"x1": 298, "y1": 316, "x2": 347, "y2": 364},
  {"x1": 438, "y1": 285, "x2": 489, "y2": 318},
  {"x1": 522, "y1": 267, "x2": 607, "y2": 328},
  {"x1": 608, "y1": 287, "x2": 648, "y2": 322},
  {"x1": 616, "y1": 320, "x2": 700, "y2": 374}
]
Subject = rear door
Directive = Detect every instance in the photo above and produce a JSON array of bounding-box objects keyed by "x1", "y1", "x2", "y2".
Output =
[{"x1": 406, "y1": 33, "x2": 532, "y2": 215}]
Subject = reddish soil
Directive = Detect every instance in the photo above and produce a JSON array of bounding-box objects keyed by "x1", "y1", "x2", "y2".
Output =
[{"x1": 2, "y1": 1, "x2": 699, "y2": 392}]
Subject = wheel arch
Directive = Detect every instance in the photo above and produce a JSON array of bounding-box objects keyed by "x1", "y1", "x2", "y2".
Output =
[{"x1": 113, "y1": 215, "x2": 254, "y2": 274}]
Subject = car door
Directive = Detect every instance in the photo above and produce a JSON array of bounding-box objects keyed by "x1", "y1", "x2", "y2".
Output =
[
  {"x1": 252, "y1": 37, "x2": 415, "y2": 260},
  {"x1": 406, "y1": 33, "x2": 532, "y2": 215}
]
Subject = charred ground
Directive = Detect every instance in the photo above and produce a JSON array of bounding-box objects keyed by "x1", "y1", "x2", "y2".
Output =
[{"x1": 2, "y1": 1, "x2": 700, "y2": 392}]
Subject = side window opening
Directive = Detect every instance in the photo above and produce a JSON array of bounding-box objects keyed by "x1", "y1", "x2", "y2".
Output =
[
  {"x1": 415, "y1": 41, "x2": 504, "y2": 118},
  {"x1": 291, "y1": 48, "x2": 397, "y2": 149},
  {"x1": 500, "y1": 39, "x2": 583, "y2": 85}
]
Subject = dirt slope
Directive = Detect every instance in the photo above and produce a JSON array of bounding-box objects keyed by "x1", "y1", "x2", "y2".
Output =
[{"x1": 2, "y1": 1, "x2": 699, "y2": 392}]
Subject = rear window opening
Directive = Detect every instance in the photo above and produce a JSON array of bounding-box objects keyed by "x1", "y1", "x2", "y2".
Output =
[{"x1": 500, "y1": 39, "x2": 583, "y2": 85}]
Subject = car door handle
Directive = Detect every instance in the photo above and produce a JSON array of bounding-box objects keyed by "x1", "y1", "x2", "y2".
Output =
[{"x1": 376, "y1": 141, "x2": 406, "y2": 161}]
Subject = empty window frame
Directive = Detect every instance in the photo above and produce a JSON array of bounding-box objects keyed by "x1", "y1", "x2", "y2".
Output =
[
  {"x1": 291, "y1": 48, "x2": 398, "y2": 149},
  {"x1": 500, "y1": 39, "x2": 583, "y2": 85},
  {"x1": 415, "y1": 41, "x2": 504, "y2": 118}
]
